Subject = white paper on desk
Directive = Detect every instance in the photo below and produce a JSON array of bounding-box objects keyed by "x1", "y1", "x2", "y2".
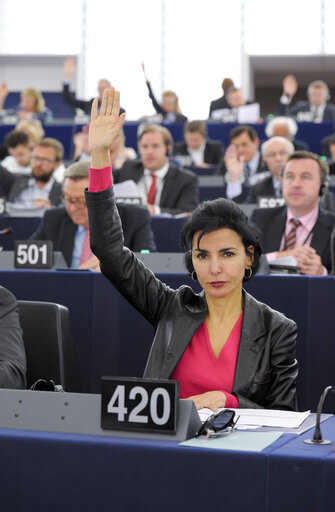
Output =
[
  {"x1": 270, "y1": 256, "x2": 298, "y2": 268},
  {"x1": 198, "y1": 408, "x2": 310, "y2": 429},
  {"x1": 113, "y1": 180, "x2": 139, "y2": 198},
  {"x1": 237, "y1": 103, "x2": 260, "y2": 123}
]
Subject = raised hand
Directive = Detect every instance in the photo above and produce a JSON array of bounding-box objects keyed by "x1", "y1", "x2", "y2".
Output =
[
  {"x1": 224, "y1": 144, "x2": 244, "y2": 182},
  {"x1": 89, "y1": 87, "x2": 126, "y2": 168},
  {"x1": 282, "y1": 74, "x2": 298, "y2": 99},
  {"x1": 63, "y1": 58, "x2": 76, "y2": 81},
  {"x1": 141, "y1": 62, "x2": 149, "y2": 83}
]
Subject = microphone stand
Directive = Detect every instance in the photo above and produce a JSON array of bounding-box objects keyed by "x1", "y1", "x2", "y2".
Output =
[{"x1": 304, "y1": 385, "x2": 335, "y2": 445}]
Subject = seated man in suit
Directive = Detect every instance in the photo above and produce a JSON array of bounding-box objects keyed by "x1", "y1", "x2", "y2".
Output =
[
  {"x1": 173, "y1": 120, "x2": 224, "y2": 168},
  {"x1": 277, "y1": 74, "x2": 335, "y2": 122},
  {"x1": 251, "y1": 151, "x2": 335, "y2": 275},
  {"x1": 0, "y1": 137, "x2": 63, "y2": 209},
  {"x1": 31, "y1": 161, "x2": 157, "y2": 270},
  {"x1": 113, "y1": 124, "x2": 199, "y2": 215},
  {"x1": 208, "y1": 78, "x2": 234, "y2": 118},
  {"x1": 216, "y1": 125, "x2": 269, "y2": 202},
  {"x1": 62, "y1": 58, "x2": 125, "y2": 116},
  {"x1": 246, "y1": 136, "x2": 294, "y2": 203}
]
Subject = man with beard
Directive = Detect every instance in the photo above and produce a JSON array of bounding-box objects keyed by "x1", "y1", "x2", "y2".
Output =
[{"x1": 0, "y1": 138, "x2": 63, "y2": 208}]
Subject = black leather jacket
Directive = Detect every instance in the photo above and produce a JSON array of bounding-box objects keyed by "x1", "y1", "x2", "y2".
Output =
[{"x1": 86, "y1": 187, "x2": 298, "y2": 410}]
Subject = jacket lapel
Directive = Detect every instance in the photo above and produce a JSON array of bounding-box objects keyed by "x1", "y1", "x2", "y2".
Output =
[
  {"x1": 233, "y1": 291, "x2": 267, "y2": 395},
  {"x1": 159, "y1": 165, "x2": 176, "y2": 207}
]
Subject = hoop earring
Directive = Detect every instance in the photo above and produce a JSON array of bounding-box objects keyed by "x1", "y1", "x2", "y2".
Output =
[
  {"x1": 245, "y1": 268, "x2": 252, "y2": 280},
  {"x1": 191, "y1": 271, "x2": 198, "y2": 281}
]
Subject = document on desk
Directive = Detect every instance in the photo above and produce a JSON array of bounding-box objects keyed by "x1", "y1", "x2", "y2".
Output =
[
  {"x1": 198, "y1": 408, "x2": 311, "y2": 429},
  {"x1": 180, "y1": 431, "x2": 283, "y2": 452}
]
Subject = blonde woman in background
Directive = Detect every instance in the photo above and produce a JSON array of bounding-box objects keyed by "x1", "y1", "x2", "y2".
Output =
[{"x1": 0, "y1": 84, "x2": 53, "y2": 122}]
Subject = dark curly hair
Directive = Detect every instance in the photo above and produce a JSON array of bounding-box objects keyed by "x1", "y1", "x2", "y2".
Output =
[{"x1": 181, "y1": 198, "x2": 262, "y2": 281}]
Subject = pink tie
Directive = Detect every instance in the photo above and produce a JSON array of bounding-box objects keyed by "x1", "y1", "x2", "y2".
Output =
[{"x1": 80, "y1": 228, "x2": 93, "y2": 265}]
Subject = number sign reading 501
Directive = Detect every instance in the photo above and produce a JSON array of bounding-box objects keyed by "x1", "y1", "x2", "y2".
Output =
[
  {"x1": 14, "y1": 240, "x2": 53, "y2": 269},
  {"x1": 101, "y1": 377, "x2": 178, "y2": 434}
]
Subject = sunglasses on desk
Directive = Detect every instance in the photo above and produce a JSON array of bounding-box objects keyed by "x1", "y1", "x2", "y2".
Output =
[{"x1": 196, "y1": 409, "x2": 239, "y2": 438}]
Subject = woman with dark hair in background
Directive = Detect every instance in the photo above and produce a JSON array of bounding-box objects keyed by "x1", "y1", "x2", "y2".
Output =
[{"x1": 86, "y1": 88, "x2": 298, "y2": 411}]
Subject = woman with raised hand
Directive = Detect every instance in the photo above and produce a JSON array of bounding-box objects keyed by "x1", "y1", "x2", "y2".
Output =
[{"x1": 85, "y1": 88, "x2": 298, "y2": 411}]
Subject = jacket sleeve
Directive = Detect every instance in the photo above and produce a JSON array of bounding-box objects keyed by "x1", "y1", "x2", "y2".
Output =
[
  {"x1": 62, "y1": 83, "x2": 91, "y2": 112},
  {"x1": 85, "y1": 187, "x2": 174, "y2": 326},
  {"x1": 0, "y1": 287, "x2": 27, "y2": 389},
  {"x1": 0, "y1": 164, "x2": 16, "y2": 196},
  {"x1": 146, "y1": 81, "x2": 165, "y2": 115},
  {"x1": 235, "y1": 317, "x2": 298, "y2": 410}
]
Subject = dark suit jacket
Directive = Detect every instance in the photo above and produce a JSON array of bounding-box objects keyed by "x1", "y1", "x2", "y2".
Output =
[
  {"x1": 251, "y1": 206, "x2": 335, "y2": 272},
  {"x1": 30, "y1": 204, "x2": 157, "y2": 267},
  {"x1": 173, "y1": 140, "x2": 225, "y2": 166},
  {"x1": 113, "y1": 160, "x2": 199, "y2": 215},
  {"x1": 246, "y1": 176, "x2": 277, "y2": 203},
  {"x1": 209, "y1": 95, "x2": 230, "y2": 117},
  {"x1": 62, "y1": 84, "x2": 125, "y2": 116},
  {"x1": 146, "y1": 82, "x2": 187, "y2": 123},
  {"x1": 277, "y1": 100, "x2": 335, "y2": 122},
  {"x1": 0, "y1": 286, "x2": 26, "y2": 389},
  {"x1": 86, "y1": 186, "x2": 298, "y2": 410},
  {"x1": 0, "y1": 165, "x2": 62, "y2": 205}
]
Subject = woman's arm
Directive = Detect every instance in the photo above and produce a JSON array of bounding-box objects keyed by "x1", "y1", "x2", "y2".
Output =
[
  {"x1": 0, "y1": 287, "x2": 26, "y2": 389},
  {"x1": 87, "y1": 88, "x2": 174, "y2": 325}
]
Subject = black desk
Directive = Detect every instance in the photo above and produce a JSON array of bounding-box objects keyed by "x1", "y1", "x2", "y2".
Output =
[
  {"x1": 0, "y1": 415, "x2": 334, "y2": 511},
  {"x1": 0, "y1": 270, "x2": 335, "y2": 411}
]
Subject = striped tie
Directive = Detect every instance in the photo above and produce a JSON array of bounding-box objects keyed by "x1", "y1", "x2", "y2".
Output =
[{"x1": 285, "y1": 219, "x2": 301, "y2": 250}]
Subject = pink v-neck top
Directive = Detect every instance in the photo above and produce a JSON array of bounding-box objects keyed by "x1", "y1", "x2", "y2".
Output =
[
  {"x1": 171, "y1": 315, "x2": 242, "y2": 408},
  {"x1": 89, "y1": 165, "x2": 239, "y2": 408}
]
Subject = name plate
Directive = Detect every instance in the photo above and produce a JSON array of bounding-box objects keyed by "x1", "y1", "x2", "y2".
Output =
[
  {"x1": 14, "y1": 240, "x2": 53, "y2": 269},
  {"x1": 115, "y1": 197, "x2": 142, "y2": 205},
  {"x1": 101, "y1": 376, "x2": 178, "y2": 434},
  {"x1": 258, "y1": 196, "x2": 285, "y2": 208}
]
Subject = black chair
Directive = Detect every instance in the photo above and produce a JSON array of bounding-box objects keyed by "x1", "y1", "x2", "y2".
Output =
[{"x1": 18, "y1": 300, "x2": 81, "y2": 392}]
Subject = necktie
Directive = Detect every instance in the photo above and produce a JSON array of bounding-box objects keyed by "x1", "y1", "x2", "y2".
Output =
[
  {"x1": 80, "y1": 228, "x2": 93, "y2": 265},
  {"x1": 147, "y1": 173, "x2": 157, "y2": 205},
  {"x1": 285, "y1": 219, "x2": 301, "y2": 250},
  {"x1": 244, "y1": 163, "x2": 251, "y2": 178}
]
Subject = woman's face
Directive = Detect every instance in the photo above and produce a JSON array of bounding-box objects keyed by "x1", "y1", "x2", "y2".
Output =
[
  {"x1": 162, "y1": 94, "x2": 177, "y2": 112},
  {"x1": 21, "y1": 93, "x2": 37, "y2": 112},
  {"x1": 192, "y1": 228, "x2": 253, "y2": 300}
]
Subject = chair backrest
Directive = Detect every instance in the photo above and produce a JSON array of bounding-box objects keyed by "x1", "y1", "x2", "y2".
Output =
[{"x1": 18, "y1": 300, "x2": 81, "y2": 392}]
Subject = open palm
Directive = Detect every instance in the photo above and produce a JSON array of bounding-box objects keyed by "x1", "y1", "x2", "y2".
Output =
[{"x1": 89, "y1": 88, "x2": 125, "y2": 154}]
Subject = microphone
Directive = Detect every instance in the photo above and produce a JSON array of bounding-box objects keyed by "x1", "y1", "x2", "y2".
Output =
[
  {"x1": 0, "y1": 227, "x2": 12, "y2": 236},
  {"x1": 304, "y1": 385, "x2": 335, "y2": 445}
]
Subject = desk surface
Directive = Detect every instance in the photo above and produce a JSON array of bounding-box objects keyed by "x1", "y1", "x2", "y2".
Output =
[{"x1": 0, "y1": 415, "x2": 334, "y2": 512}]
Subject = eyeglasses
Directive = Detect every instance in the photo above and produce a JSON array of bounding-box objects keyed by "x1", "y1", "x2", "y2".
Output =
[
  {"x1": 31, "y1": 156, "x2": 57, "y2": 165},
  {"x1": 196, "y1": 409, "x2": 239, "y2": 438},
  {"x1": 264, "y1": 150, "x2": 289, "y2": 159},
  {"x1": 62, "y1": 195, "x2": 87, "y2": 208}
]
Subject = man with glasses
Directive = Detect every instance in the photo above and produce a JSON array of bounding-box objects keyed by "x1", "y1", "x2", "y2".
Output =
[
  {"x1": 0, "y1": 138, "x2": 63, "y2": 208},
  {"x1": 30, "y1": 161, "x2": 156, "y2": 270},
  {"x1": 246, "y1": 136, "x2": 294, "y2": 203}
]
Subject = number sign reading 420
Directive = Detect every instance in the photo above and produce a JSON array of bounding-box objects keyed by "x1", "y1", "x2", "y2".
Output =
[
  {"x1": 101, "y1": 377, "x2": 178, "y2": 434},
  {"x1": 14, "y1": 240, "x2": 53, "y2": 269}
]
